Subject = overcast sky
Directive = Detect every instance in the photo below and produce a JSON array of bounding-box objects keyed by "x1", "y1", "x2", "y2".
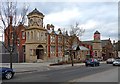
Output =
[{"x1": 0, "y1": 0, "x2": 119, "y2": 42}]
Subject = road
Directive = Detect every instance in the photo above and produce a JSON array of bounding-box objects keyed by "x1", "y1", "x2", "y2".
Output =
[{"x1": 2, "y1": 63, "x2": 119, "y2": 82}]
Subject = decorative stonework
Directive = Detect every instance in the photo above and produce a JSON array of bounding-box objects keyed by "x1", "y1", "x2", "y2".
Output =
[{"x1": 25, "y1": 8, "x2": 47, "y2": 62}]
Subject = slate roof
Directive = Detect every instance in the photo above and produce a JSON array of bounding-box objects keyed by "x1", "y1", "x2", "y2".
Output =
[
  {"x1": 94, "y1": 31, "x2": 100, "y2": 34},
  {"x1": 28, "y1": 8, "x2": 44, "y2": 16},
  {"x1": 79, "y1": 46, "x2": 89, "y2": 50},
  {"x1": 82, "y1": 39, "x2": 111, "y2": 48},
  {"x1": 82, "y1": 40, "x2": 93, "y2": 45},
  {"x1": 101, "y1": 39, "x2": 110, "y2": 47}
]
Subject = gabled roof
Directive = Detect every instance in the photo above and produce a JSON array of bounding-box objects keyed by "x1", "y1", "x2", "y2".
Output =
[{"x1": 72, "y1": 44, "x2": 89, "y2": 50}]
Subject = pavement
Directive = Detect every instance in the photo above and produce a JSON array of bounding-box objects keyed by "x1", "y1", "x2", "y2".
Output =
[
  {"x1": 69, "y1": 67, "x2": 118, "y2": 82},
  {"x1": 0, "y1": 61, "x2": 106, "y2": 74}
]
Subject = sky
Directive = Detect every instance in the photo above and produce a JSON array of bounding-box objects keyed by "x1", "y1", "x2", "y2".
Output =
[{"x1": 0, "y1": 0, "x2": 119, "y2": 43}]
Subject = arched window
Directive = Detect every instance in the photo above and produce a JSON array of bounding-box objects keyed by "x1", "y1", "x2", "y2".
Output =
[{"x1": 31, "y1": 31, "x2": 33, "y2": 40}]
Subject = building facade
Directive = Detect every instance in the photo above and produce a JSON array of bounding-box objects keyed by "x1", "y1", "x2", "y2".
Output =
[
  {"x1": 4, "y1": 8, "x2": 116, "y2": 63},
  {"x1": 4, "y1": 16, "x2": 26, "y2": 63},
  {"x1": 92, "y1": 31, "x2": 102, "y2": 59},
  {"x1": 25, "y1": 8, "x2": 47, "y2": 62},
  {"x1": 25, "y1": 8, "x2": 70, "y2": 63},
  {"x1": 82, "y1": 31, "x2": 116, "y2": 60}
]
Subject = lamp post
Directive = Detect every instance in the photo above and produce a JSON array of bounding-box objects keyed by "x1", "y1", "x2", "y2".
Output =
[{"x1": 10, "y1": 46, "x2": 13, "y2": 69}]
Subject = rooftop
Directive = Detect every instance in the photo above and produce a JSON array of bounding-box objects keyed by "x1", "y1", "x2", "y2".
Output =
[
  {"x1": 94, "y1": 31, "x2": 100, "y2": 34},
  {"x1": 28, "y1": 8, "x2": 44, "y2": 16}
]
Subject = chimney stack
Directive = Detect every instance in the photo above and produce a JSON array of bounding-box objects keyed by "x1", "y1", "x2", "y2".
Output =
[
  {"x1": 9, "y1": 16, "x2": 13, "y2": 25},
  {"x1": 47, "y1": 24, "x2": 51, "y2": 30}
]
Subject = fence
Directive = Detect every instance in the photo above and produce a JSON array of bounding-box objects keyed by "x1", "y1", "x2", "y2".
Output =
[{"x1": 0, "y1": 53, "x2": 18, "y2": 63}]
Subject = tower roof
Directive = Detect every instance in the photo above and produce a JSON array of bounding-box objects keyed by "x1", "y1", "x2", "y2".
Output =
[
  {"x1": 94, "y1": 31, "x2": 100, "y2": 34},
  {"x1": 28, "y1": 8, "x2": 44, "y2": 16}
]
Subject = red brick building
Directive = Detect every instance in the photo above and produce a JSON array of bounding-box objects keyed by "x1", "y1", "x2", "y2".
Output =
[
  {"x1": 4, "y1": 9, "x2": 90, "y2": 63},
  {"x1": 46, "y1": 24, "x2": 70, "y2": 62},
  {"x1": 82, "y1": 31, "x2": 116, "y2": 61},
  {"x1": 4, "y1": 16, "x2": 26, "y2": 62}
]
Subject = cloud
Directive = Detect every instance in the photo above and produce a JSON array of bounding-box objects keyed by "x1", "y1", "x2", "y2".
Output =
[
  {"x1": 44, "y1": 8, "x2": 81, "y2": 26},
  {"x1": 79, "y1": 20, "x2": 99, "y2": 30},
  {"x1": 0, "y1": 2, "x2": 118, "y2": 42}
]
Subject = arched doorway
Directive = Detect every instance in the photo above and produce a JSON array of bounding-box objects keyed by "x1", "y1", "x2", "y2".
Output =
[{"x1": 36, "y1": 45, "x2": 44, "y2": 59}]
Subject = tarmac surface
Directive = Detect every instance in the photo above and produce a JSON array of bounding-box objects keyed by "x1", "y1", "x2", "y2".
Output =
[{"x1": 0, "y1": 61, "x2": 106, "y2": 73}]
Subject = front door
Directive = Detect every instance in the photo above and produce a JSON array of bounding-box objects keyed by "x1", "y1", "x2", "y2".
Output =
[{"x1": 36, "y1": 45, "x2": 44, "y2": 59}]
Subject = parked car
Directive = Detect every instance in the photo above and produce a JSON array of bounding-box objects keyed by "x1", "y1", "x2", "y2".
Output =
[
  {"x1": 106, "y1": 58, "x2": 115, "y2": 64},
  {"x1": 85, "y1": 58, "x2": 100, "y2": 67},
  {"x1": 113, "y1": 59, "x2": 120, "y2": 66},
  {"x1": 97, "y1": 58, "x2": 103, "y2": 61},
  {"x1": 0, "y1": 67, "x2": 15, "y2": 80}
]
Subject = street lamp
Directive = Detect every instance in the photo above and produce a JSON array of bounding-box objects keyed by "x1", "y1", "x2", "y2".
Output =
[{"x1": 10, "y1": 46, "x2": 13, "y2": 69}]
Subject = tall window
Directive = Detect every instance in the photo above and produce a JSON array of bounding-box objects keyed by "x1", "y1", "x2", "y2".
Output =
[
  {"x1": 22, "y1": 46, "x2": 25, "y2": 53},
  {"x1": 37, "y1": 31, "x2": 39, "y2": 40},
  {"x1": 31, "y1": 31, "x2": 33, "y2": 40},
  {"x1": 41, "y1": 32, "x2": 43, "y2": 41},
  {"x1": 51, "y1": 35, "x2": 55, "y2": 43},
  {"x1": 58, "y1": 36, "x2": 62, "y2": 42},
  {"x1": 22, "y1": 31, "x2": 25, "y2": 39},
  {"x1": 50, "y1": 46, "x2": 55, "y2": 53},
  {"x1": 58, "y1": 46, "x2": 62, "y2": 52},
  {"x1": 95, "y1": 51, "x2": 97, "y2": 56}
]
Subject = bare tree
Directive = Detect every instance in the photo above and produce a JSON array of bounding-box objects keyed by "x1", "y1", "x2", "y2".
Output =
[
  {"x1": 0, "y1": 1, "x2": 29, "y2": 69},
  {"x1": 68, "y1": 22, "x2": 85, "y2": 66}
]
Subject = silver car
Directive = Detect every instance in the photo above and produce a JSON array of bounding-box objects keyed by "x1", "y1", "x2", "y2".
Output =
[
  {"x1": 113, "y1": 59, "x2": 120, "y2": 66},
  {"x1": 106, "y1": 58, "x2": 115, "y2": 64}
]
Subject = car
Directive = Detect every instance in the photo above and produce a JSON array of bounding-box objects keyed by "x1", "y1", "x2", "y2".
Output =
[
  {"x1": 113, "y1": 59, "x2": 120, "y2": 66},
  {"x1": 0, "y1": 67, "x2": 15, "y2": 80},
  {"x1": 85, "y1": 58, "x2": 100, "y2": 67},
  {"x1": 97, "y1": 58, "x2": 103, "y2": 61},
  {"x1": 106, "y1": 58, "x2": 115, "y2": 64}
]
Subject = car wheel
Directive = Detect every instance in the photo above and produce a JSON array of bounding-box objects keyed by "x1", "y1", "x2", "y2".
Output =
[
  {"x1": 5, "y1": 72, "x2": 13, "y2": 80},
  {"x1": 98, "y1": 63, "x2": 100, "y2": 66},
  {"x1": 85, "y1": 64, "x2": 88, "y2": 67}
]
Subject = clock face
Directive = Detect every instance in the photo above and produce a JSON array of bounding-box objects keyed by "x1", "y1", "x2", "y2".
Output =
[
  {"x1": 29, "y1": 18, "x2": 42, "y2": 26},
  {"x1": 29, "y1": 18, "x2": 33, "y2": 26},
  {"x1": 37, "y1": 19, "x2": 42, "y2": 26}
]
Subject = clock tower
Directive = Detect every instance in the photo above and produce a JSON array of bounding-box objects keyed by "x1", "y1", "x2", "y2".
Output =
[
  {"x1": 25, "y1": 8, "x2": 47, "y2": 62},
  {"x1": 92, "y1": 31, "x2": 102, "y2": 59}
]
